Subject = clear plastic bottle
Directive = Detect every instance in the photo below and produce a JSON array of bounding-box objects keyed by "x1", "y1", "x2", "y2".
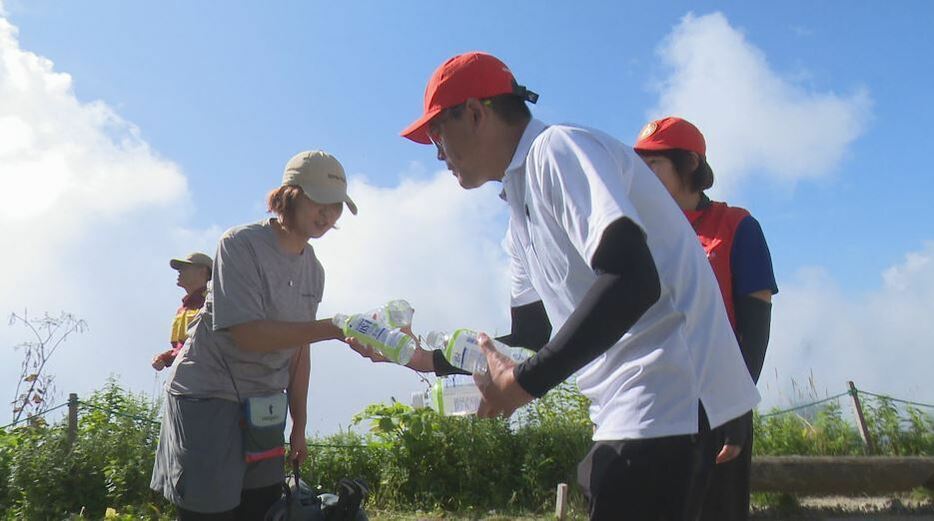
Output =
[
  {"x1": 422, "y1": 329, "x2": 534, "y2": 374},
  {"x1": 426, "y1": 375, "x2": 483, "y2": 416},
  {"x1": 332, "y1": 313, "x2": 415, "y2": 365},
  {"x1": 370, "y1": 299, "x2": 414, "y2": 329}
]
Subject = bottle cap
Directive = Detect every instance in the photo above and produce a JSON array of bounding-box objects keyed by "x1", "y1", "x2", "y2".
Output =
[
  {"x1": 384, "y1": 299, "x2": 414, "y2": 328},
  {"x1": 423, "y1": 330, "x2": 446, "y2": 350}
]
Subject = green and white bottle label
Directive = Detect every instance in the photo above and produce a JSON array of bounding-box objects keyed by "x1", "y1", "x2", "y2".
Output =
[
  {"x1": 342, "y1": 315, "x2": 413, "y2": 364},
  {"x1": 440, "y1": 329, "x2": 533, "y2": 373},
  {"x1": 443, "y1": 329, "x2": 489, "y2": 374}
]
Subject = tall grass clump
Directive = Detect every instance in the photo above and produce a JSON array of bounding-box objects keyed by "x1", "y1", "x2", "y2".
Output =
[{"x1": 755, "y1": 396, "x2": 932, "y2": 457}]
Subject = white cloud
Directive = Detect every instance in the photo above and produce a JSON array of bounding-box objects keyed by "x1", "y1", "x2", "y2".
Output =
[
  {"x1": 762, "y1": 242, "x2": 934, "y2": 408},
  {"x1": 0, "y1": 13, "x2": 201, "y2": 423},
  {"x1": 649, "y1": 12, "x2": 872, "y2": 196},
  {"x1": 648, "y1": 13, "x2": 931, "y2": 410},
  {"x1": 307, "y1": 174, "x2": 513, "y2": 434},
  {"x1": 0, "y1": 11, "x2": 514, "y2": 435},
  {"x1": 0, "y1": 17, "x2": 189, "y2": 290}
]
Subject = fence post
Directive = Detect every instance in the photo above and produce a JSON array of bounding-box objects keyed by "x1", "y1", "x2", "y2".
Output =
[
  {"x1": 848, "y1": 381, "x2": 875, "y2": 454},
  {"x1": 67, "y1": 393, "x2": 78, "y2": 447},
  {"x1": 555, "y1": 482, "x2": 568, "y2": 520}
]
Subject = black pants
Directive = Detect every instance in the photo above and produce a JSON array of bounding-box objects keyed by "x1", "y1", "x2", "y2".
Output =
[
  {"x1": 176, "y1": 483, "x2": 282, "y2": 521},
  {"x1": 698, "y1": 411, "x2": 754, "y2": 521},
  {"x1": 577, "y1": 430, "x2": 712, "y2": 521}
]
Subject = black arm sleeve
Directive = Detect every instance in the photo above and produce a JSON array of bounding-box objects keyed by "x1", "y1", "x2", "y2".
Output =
[
  {"x1": 734, "y1": 294, "x2": 772, "y2": 384},
  {"x1": 513, "y1": 218, "x2": 661, "y2": 397},
  {"x1": 720, "y1": 410, "x2": 752, "y2": 447},
  {"x1": 432, "y1": 350, "x2": 470, "y2": 377},
  {"x1": 495, "y1": 300, "x2": 552, "y2": 352}
]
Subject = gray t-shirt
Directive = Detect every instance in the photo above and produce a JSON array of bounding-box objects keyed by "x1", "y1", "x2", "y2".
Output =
[{"x1": 167, "y1": 219, "x2": 324, "y2": 402}]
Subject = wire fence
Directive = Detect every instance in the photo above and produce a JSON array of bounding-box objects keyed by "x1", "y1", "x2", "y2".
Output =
[
  {"x1": 77, "y1": 400, "x2": 160, "y2": 424},
  {"x1": 2, "y1": 384, "x2": 932, "y2": 441},
  {"x1": 759, "y1": 388, "x2": 934, "y2": 419},
  {"x1": 758, "y1": 391, "x2": 851, "y2": 418},
  {"x1": 0, "y1": 397, "x2": 373, "y2": 449},
  {"x1": 0, "y1": 402, "x2": 70, "y2": 430},
  {"x1": 854, "y1": 390, "x2": 934, "y2": 411}
]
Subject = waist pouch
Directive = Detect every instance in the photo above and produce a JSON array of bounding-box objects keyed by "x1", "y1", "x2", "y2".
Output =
[{"x1": 241, "y1": 393, "x2": 288, "y2": 463}]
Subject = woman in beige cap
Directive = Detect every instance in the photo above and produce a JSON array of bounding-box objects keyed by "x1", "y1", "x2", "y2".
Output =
[{"x1": 151, "y1": 151, "x2": 357, "y2": 520}]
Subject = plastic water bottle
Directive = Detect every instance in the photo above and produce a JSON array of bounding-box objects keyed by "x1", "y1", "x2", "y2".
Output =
[
  {"x1": 426, "y1": 375, "x2": 483, "y2": 416},
  {"x1": 370, "y1": 299, "x2": 414, "y2": 329},
  {"x1": 422, "y1": 329, "x2": 534, "y2": 374},
  {"x1": 332, "y1": 313, "x2": 415, "y2": 365}
]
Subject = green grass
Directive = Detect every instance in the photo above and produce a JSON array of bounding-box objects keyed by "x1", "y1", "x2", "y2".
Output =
[{"x1": 0, "y1": 380, "x2": 931, "y2": 519}]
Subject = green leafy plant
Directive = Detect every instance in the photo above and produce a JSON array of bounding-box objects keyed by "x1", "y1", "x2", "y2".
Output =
[
  {"x1": 1, "y1": 377, "x2": 931, "y2": 518},
  {"x1": 0, "y1": 378, "x2": 164, "y2": 520}
]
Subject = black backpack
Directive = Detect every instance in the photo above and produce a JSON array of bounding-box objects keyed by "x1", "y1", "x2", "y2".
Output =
[
  {"x1": 265, "y1": 462, "x2": 369, "y2": 521},
  {"x1": 317, "y1": 478, "x2": 370, "y2": 521}
]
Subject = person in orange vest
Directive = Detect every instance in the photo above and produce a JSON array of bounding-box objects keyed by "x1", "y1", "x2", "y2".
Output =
[
  {"x1": 635, "y1": 117, "x2": 778, "y2": 521},
  {"x1": 151, "y1": 252, "x2": 213, "y2": 371}
]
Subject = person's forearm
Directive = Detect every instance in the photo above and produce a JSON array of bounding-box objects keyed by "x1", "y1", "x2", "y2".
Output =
[
  {"x1": 403, "y1": 342, "x2": 463, "y2": 374},
  {"x1": 405, "y1": 347, "x2": 438, "y2": 373},
  {"x1": 431, "y1": 349, "x2": 471, "y2": 376},
  {"x1": 514, "y1": 270, "x2": 659, "y2": 396},
  {"x1": 288, "y1": 346, "x2": 310, "y2": 431},
  {"x1": 514, "y1": 218, "x2": 660, "y2": 397},
  {"x1": 230, "y1": 319, "x2": 342, "y2": 353},
  {"x1": 735, "y1": 294, "x2": 773, "y2": 383}
]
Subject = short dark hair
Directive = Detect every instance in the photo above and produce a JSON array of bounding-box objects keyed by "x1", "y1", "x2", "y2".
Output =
[
  {"x1": 446, "y1": 94, "x2": 531, "y2": 126},
  {"x1": 486, "y1": 94, "x2": 531, "y2": 125},
  {"x1": 647, "y1": 149, "x2": 714, "y2": 193}
]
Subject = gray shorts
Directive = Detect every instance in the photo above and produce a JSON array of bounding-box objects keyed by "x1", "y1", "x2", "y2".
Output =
[{"x1": 150, "y1": 393, "x2": 285, "y2": 513}]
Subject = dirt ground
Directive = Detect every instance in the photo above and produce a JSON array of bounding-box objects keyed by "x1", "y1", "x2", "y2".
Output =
[
  {"x1": 368, "y1": 495, "x2": 934, "y2": 520},
  {"x1": 751, "y1": 495, "x2": 934, "y2": 520}
]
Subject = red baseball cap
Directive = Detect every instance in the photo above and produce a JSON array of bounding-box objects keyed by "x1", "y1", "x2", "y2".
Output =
[
  {"x1": 401, "y1": 52, "x2": 538, "y2": 144},
  {"x1": 633, "y1": 117, "x2": 706, "y2": 156}
]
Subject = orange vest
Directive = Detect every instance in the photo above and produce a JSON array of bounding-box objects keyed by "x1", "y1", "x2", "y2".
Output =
[{"x1": 684, "y1": 201, "x2": 749, "y2": 331}]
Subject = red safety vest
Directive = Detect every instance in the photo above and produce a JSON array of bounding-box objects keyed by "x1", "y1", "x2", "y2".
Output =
[{"x1": 685, "y1": 201, "x2": 749, "y2": 331}]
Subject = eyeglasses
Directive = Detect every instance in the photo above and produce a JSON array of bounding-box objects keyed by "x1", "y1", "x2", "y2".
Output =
[
  {"x1": 426, "y1": 125, "x2": 445, "y2": 155},
  {"x1": 426, "y1": 104, "x2": 464, "y2": 154},
  {"x1": 426, "y1": 100, "x2": 492, "y2": 155}
]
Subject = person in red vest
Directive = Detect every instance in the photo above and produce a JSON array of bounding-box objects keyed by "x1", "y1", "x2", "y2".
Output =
[
  {"x1": 151, "y1": 252, "x2": 212, "y2": 371},
  {"x1": 635, "y1": 117, "x2": 778, "y2": 521}
]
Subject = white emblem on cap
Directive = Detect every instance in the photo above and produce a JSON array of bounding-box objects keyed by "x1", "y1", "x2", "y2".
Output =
[{"x1": 639, "y1": 121, "x2": 659, "y2": 140}]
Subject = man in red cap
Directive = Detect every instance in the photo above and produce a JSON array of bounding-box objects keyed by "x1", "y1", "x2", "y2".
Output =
[
  {"x1": 635, "y1": 117, "x2": 778, "y2": 521},
  {"x1": 350, "y1": 51, "x2": 761, "y2": 520}
]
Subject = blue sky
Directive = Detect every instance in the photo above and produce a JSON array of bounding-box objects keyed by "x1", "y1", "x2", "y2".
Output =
[
  {"x1": 10, "y1": 1, "x2": 933, "y2": 287},
  {"x1": 1, "y1": 1, "x2": 932, "y2": 433}
]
